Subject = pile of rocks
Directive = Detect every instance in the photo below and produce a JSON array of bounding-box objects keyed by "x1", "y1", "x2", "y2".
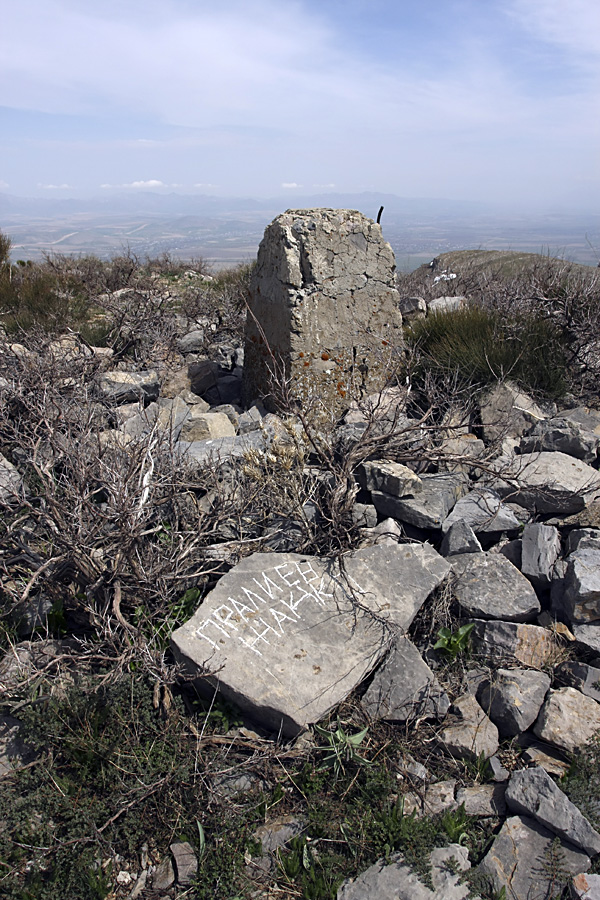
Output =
[{"x1": 3, "y1": 210, "x2": 600, "y2": 899}]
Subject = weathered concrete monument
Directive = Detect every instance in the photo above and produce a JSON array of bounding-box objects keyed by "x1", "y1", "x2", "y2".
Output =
[{"x1": 241, "y1": 208, "x2": 403, "y2": 411}]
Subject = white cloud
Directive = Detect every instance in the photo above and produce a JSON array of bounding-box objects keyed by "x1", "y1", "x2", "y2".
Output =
[
  {"x1": 0, "y1": 180, "x2": 9, "y2": 189},
  {"x1": 313, "y1": 183, "x2": 335, "y2": 189},
  {"x1": 126, "y1": 179, "x2": 165, "y2": 188},
  {"x1": 507, "y1": 0, "x2": 600, "y2": 60},
  {"x1": 281, "y1": 182, "x2": 301, "y2": 188},
  {"x1": 38, "y1": 182, "x2": 71, "y2": 189}
]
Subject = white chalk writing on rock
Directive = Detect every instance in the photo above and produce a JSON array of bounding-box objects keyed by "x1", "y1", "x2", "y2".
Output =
[{"x1": 193, "y1": 560, "x2": 360, "y2": 657}]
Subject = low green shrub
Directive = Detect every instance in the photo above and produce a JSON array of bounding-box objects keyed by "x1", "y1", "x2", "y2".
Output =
[{"x1": 406, "y1": 305, "x2": 568, "y2": 400}]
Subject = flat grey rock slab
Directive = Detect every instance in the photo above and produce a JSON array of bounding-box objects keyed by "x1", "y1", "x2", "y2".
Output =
[
  {"x1": 451, "y1": 552, "x2": 540, "y2": 622},
  {"x1": 492, "y1": 451, "x2": 600, "y2": 515},
  {"x1": 372, "y1": 474, "x2": 466, "y2": 530},
  {"x1": 470, "y1": 619, "x2": 558, "y2": 668},
  {"x1": 480, "y1": 381, "x2": 547, "y2": 444},
  {"x1": 521, "y1": 522, "x2": 562, "y2": 588},
  {"x1": 403, "y1": 779, "x2": 457, "y2": 817},
  {"x1": 171, "y1": 544, "x2": 449, "y2": 735},
  {"x1": 170, "y1": 841, "x2": 197, "y2": 885},
  {"x1": 568, "y1": 529, "x2": 600, "y2": 554},
  {"x1": 362, "y1": 635, "x2": 449, "y2": 723},
  {"x1": 477, "y1": 668, "x2": 551, "y2": 737},
  {"x1": 455, "y1": 783, "x2": 507, "y2": 817},
  {"x1": 556, "y1": 660, "x2": 600, "y2": 703},
  {"x1": 571, "y1": 873, "x2": 600, "y2": 899},
  {"x1": 478, "y1": 815, "x2": 590, "y2": 900},
  {"x1": 337, "y1": 844, "x2": 476, "y2": 900},
  {"x1": 175, "y1": 428, "x2": 274, "y2": 470},
  {"x1": 534, "y1": 687, "x2": 600, "y2": 754},
  {"x1": 437, "y1": 694, "x2": 499, "y2": 762},
  {"x1": 506, "y1": 766, "x2": 600, "y2": 856},
  {"x1": 442, "y1": 489, "x2": 521, "y2": 534},
  {"x1": 96, "y1": 369, "x2": 159, "y2": 403}
]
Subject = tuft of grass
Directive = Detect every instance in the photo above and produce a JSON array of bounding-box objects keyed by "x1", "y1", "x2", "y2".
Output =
[{"x1": 406, "y1": 305, "x2": 568, "y2": 401}]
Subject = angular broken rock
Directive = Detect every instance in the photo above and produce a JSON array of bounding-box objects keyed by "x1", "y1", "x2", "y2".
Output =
[
  {"x1": 170, "y1": 842, "x2": 197, "y2": 886},
  {"x1": 362, "y1": 635, "x2": 449, "y2": 723},
  {"x1": 442, "y1": 489, "x2": 521, "y2": 535},
  {"x1": 571, "y1": 873, "x2": 600, "y2": 899},
  {"x1": 556, "y1": 660, "x2": 600, "y2": 703},
  {"x1": 437, "y1": 694, "x2": 499, "y2": 762},
  {"x1": 455, "y1": 783, "x2": 507, "y2": 817},
  {"x1": 521, "y1": 522, "x2": 562, "y2": 588},
  {"x1": 505, "y1": 766, "x2": 600, "y2": 857},
  {"x1": 480, "y1": 381, "x2": 547, "y2": 444},
  {"x1": 0, "y1": 453, "x2": 23, "y2": 504},
  {"x1": 171, "y1": 544, "x2": 449, "y2": 735},
  {"x1": 439, "y1": 520, "x2": 482, "y2": 557},
  {"x1": 96, "y1": 369, "x2": 159, "y2": 404},
  {"x1": 477, "y1": 668, "x2": 550, "y2": 738},
  {"x1": 560, "y1": 549, "x2": 600, "y2": 625},
  {"x1": 451, "y1": 552, "x2": 541, "y2": 622},
  {"x1": 356, "y1": 460, "x2": 422, "y2": 497},
  {"x1": 521, "y1": 416, "x2": 600, "y2": 463},
  {"x1": 337, "y1": 844, "x2": 475, "y2": 900},
  {"x1": 372, "y1": 473, "x2": 466, "y2": 530},
  {"x1": 470, "y1": 619, "x2": 558, "y2": 668},
  {"x1": 477, "y1": 815, "x2": 590, "y2": 900},
  {"x1": 492, "y1": 451, "x2": 600, "y2": 515},
  {"x1": 534, "y1": 687, "x2": 600, "y2": 755}
]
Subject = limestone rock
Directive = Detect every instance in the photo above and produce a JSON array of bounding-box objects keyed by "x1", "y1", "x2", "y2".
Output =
[
  {"x1": 455, "y1": 784, "x2": 507, "y2": 817},
  {"x1": 571, "y1": 873, "x2": 600, "y2": 899},
  {"x1": 437, "y1": 694, "x2": 499, "y2": 761},
  {"x1": 170, "y1": 841, "x2": 197, "y2": 885},
  {"x1": 521, "y1": 522, "x2": 562, "y2": 588},
  {"x1": 492, "y1": 451, "x2": 600, "y2": 515},
  {"x1": 0, "y1": 453, "x2": 23, "y2": 503},
  {"x1": 442, "y1": 489, "x2": 520, "y2": 535},
  {"x1": 428, "y1": 295, "x2": 466, "y2": 314},
  {"x1": 478, "y1": 815, "x2": 590, "y2": 900},
  {"x1": 556, "y1": 660, "x2": 600, "y2": 703},
  {"x1": 0, "y1": 716, "x2": 33, "y2": 776},
  {"x1": 242, "y1": 209, "x2": 403, "y2": 411},
  {"x1": 470, "y1": 620, "x2": 558, "y2": 668},
  {"x1": 534, "y1": 687, "x2": 600, "y2": 754},
  {"x1": 560, "y1": 549, "x2": 600, "y2": 625},
  {"x1": 402, "y1": 780, "x2": 457, "y2": 817},
  {"x1": 337, "y1": 844, "x2": 475, "y2": 900},
  {"x1": 179, "y1": 410, "x2": 236, "y2": 442},
  {"x1": 480, "y1": 381, "x2": 546, "y2": 444},
  {"x1": 439, "y1": 521, "x2": 482, "y2": 557},
  {"x1": 568, "y1": 529, "x2": 600, "y2": 554},
  {"x1": 356, "y1": 460, "x2": 422, "y2": 497},
  {"x1": 362, "y1": 635, "x2": 449, "y2": 723},
  {"x1": 171, "y1": 544, "x2": 448, "y2": 735},
  {"x1": 177, "y1": 329, "x2": 205, "y2": 354},
  {"x1": 506, "y1": 767, "x2": 600, "y2": 856},
  {"x1": 175, "y1": 429, "x2": 274, "y2": 472},
  {"x1": 477, "y1": 668, "x2": 551, "y2": 737},
  {"x1": 372, "y1": 473, "x2": 466, "y2": 530},
  {"x1": 451, "y1": 552, "x2": 541, "y2": 622},
  {"x1": 96, "y1": 369, "x2": 159, "y2": 403},
  {"x1": 521, "y1": 416, "x2": 600, "y2": 463}
]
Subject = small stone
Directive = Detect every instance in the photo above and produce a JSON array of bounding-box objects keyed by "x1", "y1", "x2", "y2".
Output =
[
  {"x1": 570, "y1": 873, "x2": 600, "y2": 899},
  {"x1": 442, "y1": 489, "x2": 521, "y2": 535},
  {"x1": 470, "y1": 619, "x2": 558, "y2": 668},
  {"x1": 253, "y1": 816, "x2": 305, "y2": 854},
  {"x1": 402, "y1": 780, "x2": 458, "y2": 817},
  {"x1": 439, "y1": 521, "x2": 482, "y2": 557},
  {"x1": 152, "y1": 857, "x2": 175, "y2": 891},
  {"x1": 170, "y1": 841, "x2": 197, "y2": 885},
  {"x1": 521, "y1": 523, "x2": 562, "y2": 588}
]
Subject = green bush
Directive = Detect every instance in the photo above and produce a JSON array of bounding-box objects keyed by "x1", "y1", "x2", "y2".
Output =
[{"x1": 406, "y1": 305, "x2": 568, "y2": 400}]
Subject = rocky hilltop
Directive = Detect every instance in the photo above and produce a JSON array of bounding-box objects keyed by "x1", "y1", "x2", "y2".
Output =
[{"x1": 1, "y1": 213, "x2": 600, "y2": 899}]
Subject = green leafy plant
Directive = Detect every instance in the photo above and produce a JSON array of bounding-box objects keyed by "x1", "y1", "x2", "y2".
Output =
[
  {"x1": 313, "y1": 721, "x2": 371, "y2": 779},
  {"x1": 433, "y1": 623, "x2": 475, "y2": 659}
]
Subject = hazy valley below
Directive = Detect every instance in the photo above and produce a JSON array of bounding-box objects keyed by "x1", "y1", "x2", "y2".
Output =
[{"x1": 1, "y1": 191, "x2": 599, "y2": 271}]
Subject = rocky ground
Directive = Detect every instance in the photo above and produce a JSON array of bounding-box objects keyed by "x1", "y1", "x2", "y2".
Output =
[{"x1": 2, "y1": 248, "x2": 600, "y2": 899}]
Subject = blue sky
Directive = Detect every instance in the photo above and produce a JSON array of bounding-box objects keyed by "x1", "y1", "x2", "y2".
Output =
[{"x1": 1, "y1": 0, "x2": 599, "y2": 208}]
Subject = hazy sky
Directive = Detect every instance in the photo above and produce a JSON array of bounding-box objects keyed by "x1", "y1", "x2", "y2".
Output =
[{"x1": 1, "y1": 0, "x2": 599, "y2": 208}]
